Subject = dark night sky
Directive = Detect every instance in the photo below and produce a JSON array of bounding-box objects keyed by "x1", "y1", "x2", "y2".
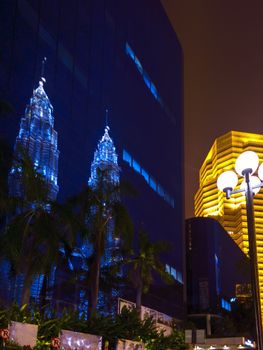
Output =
[{"x1": 162, "y1": 0, "x2": 263, "y2": 218}]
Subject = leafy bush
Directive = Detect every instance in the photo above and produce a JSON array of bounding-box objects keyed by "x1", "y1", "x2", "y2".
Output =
[{"x1": 0, "y1": 305, "x2": 186, "y2": 350}]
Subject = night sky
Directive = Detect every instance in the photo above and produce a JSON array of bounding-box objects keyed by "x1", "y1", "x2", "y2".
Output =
[{"x1": 162, "y1": 0, "x2": 263, "y2": 218}]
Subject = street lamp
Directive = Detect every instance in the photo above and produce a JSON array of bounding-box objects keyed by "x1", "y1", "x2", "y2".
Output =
[{"x1": 217, "y1": 150, "x2": 263, "y2": 350}]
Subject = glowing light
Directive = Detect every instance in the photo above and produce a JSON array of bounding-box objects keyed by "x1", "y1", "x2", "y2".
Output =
[
  {"x1": 244, "y1": 339, "x2": 255, "y2": 348},
  {"x1": 258, "y1": 163, "x2": 263, "y2": 180},
  {"x1": 221, "y1": 298, "x2": 231, "y2": 311},
  {"x1": 235, "y1": 151, "x2": 259, "y2": 176},
  {"x1": 217, "y1": 170, "x2": 238, "y2": 191},
  {"x1": 206, "y1": 210, "x2": 219, "y2": 216},
  {"x1": 60, "y1": 330, "x2": 101, "y2": 350},
  {"x1": 240, "y1": 175, "x2": 261, "y2": 195}
]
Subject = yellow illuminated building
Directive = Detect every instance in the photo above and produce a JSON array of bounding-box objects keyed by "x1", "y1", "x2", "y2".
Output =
[{"x1": 194, "y1": 130, "x2": 263, "y2": 319}]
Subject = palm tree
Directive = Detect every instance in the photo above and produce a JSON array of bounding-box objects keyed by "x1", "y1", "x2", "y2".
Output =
[
  {"x1": 69, "y1": 170, "x2": 133, "y2": 317},
  {"x1": 0, "y1": 150, "x2": 74, "y2": 306},
  {"x1": 127, "y1": 230, "x2": 173, "y2": 314}
]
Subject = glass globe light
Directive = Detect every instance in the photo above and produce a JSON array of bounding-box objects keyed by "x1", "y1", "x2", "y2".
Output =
[
  {"x1": 235, "y1": 151, "x2": 259, "y2": 176},
  {"x1": 258, "y1": 162, "x2": 263, "y2": 180},
  {"x1": 240, "y1": 175, "x2": 261, "y2": 195},
  {"x1": 217, "y1": 171, "x2": 238, "y2": 192}
]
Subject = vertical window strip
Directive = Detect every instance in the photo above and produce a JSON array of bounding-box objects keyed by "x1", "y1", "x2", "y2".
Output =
[
  {"x1": 165, "y1": 264, "x2": 183, "y2": 285},
  {"x1": 125, "y1": 42, "x2": 162, "y2": 103},
  {"x1": 122, "y1": 149, "x2": 175, "y2": 208}
]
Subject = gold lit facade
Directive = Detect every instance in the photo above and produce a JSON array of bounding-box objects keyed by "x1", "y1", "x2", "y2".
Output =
[{"x1": 194, "y1": 130, "x2": 263, "y2": 319}]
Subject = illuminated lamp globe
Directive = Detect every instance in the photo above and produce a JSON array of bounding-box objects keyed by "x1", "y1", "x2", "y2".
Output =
[
  {"x1": 258, "y1": 162, "x2": 263, "y2": 180},
  {"x1": 235, "y1": 151, "x2": 259, "y2": 176},
  {"x1": 240, "y1": 175, "x2": 261, "y2": 195},
  {"x1": 217, "y1": 171, "x2": 238, "y2": 192}
]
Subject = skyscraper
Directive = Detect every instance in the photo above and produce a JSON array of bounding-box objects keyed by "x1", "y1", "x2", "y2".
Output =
[
  {"x1": 88, "y1": 122, "x2": 121, "y2": 314},
  {"x1": 1, "y1": 0, "x2": 184, "y2": 319},
  {"x1": 7, "y1": 73, "x2": 59, "y2": 304},
  {"x1": 194, "y1": 130, "x2": 263, "y2": 322},
  {"x1": 88, "y1": 122, "x2": 121, "y2": 264},
  {"x1": 8, "y1": 75, "x2": 59, "y2": 201},
  {"x1": 185, "y1": 217, "x2": 250, "y2": 335},
  {"x1": 88, "y1": 123, "x2": 120, "y2": 189}
]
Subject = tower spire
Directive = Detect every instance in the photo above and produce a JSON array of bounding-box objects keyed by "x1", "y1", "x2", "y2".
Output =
[
  {"x1": 41, "y1": 57, "x2": 47, "y2": 84},
  {"x1": 88, "y1": 113, "x2": 120, "y2": 188},
  {"x1": 105, "y1": 108, "x2": 109, "y2": 128}
]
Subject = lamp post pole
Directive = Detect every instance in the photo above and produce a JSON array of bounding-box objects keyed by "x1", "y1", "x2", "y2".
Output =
[
  {"x1": 217, "y1": 151, "x2": 263, "y2": 349},
  {"x1": 244, "y1": 170, "x2": 263, "y2": 350}
]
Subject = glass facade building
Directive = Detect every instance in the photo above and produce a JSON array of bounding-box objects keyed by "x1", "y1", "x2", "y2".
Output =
[
  {"x1": 185, "y1": 217, "x2": 250, "y2": 335},
  {"x1": 194, "y1": 130, "x2": 263, "y2": 324},
  {"x1": 0, "y1": 0, "x2": 184, "y2": 319}
]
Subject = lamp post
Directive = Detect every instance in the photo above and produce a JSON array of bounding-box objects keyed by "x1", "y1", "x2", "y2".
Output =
[{"x1": 217, "y1": 151, "x2": 263, "y2": 350}]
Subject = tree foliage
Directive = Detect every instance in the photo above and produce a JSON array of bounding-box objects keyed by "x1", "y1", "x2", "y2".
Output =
[
  {"x1": 127, "y1": 230, "x2": 173, "y2": 311},
  {"x1": 0, "y1": 150, "x2": 74, "y2": 306},
  {"x1": 66, "y1": 169, "x2": 133, "y2": 317},
  {"x1": 0, "y1": 304, "x2": 186, "y2": 350}
]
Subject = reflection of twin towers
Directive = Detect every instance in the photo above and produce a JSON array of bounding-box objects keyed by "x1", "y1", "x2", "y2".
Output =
[
  {"x1": 8, "y1": 72, "x2": 120, "y2": 303},
  {"x1": 9, "y1": 74, "x2": 120, "y2": 202}
]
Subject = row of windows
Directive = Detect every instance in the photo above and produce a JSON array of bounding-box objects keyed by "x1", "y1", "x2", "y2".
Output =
[
  {"x1": 125, "y1": 42, "x2": 162, "y2": 103},
  {"x1": 221, "y1": 298, "x2": 231, "y2": 312},
  {"x1": 165, "y1": 264, "x2": 183, "y2": 284},
  {"x1": 125, "y1": 42, "x2": 176, "y2": 126},
  {"x1": 123, "y1": 149, "x2": 175, "y2": 208}
]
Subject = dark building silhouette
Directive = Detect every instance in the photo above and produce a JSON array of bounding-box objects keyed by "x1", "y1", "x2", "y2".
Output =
[
  {"x1": 0, "y1": 0, "x2": 184, "y2": 319},
  {"x1": 186, "y1": 217, "x2": 250, "y2": 333}
]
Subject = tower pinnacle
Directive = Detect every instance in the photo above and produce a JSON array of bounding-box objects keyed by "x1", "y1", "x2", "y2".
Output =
[
  {"x1": 105, "y1": 108, "x2": 109, "y2": 128},
  {"x1": 88, "y1": 118, "x2": 120, "y2": 188},
  {"x1": 41, "y1": 57, "x2": 47, "y2": 81},
  {"x1": 9, "y1": 58, "x2": 59, "y2": 200}
]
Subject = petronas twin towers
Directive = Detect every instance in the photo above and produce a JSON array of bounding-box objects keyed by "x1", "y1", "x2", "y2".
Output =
[
  {"x1": 8, "y1": 73, "x2": 120, "y2": 305},
  {"x1": 9, "y1": 76, "x2": 119, "y2": 201}
]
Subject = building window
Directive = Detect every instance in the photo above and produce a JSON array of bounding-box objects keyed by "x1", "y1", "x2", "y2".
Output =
[
  {"x1": 215, "y1": 254, "x2": 221, "y2": 296},
  {"x1": 142, "y1": 168, "x2": 149, "y2": 182},
  {"x1": 132, "y1": 159, "x2": 141, "y2": 173},
  {"x1": 149, "y1": 177, "x2": 157, "y2": 191},
  {"x1": 165, "y1": 264, "x2": 183, "y2": 285},
  {"x1": 221, "y1": 298, "x2": 231, "y2": 312},
  {"x1": 123, "y1": 149, "x2": 132, "y2": 166},
  {"x1": 125, "y1": 42, "x2": 161, "y2": 103},
  {"x1": 122, "y1": 149, "x2": 175, "y2": 208},
  {"x1": 125, "y1": 42, "x2": 135, "y2": 60},
  {"x1": 125, "y1": 42, "x2": 175, "y2": 125}
]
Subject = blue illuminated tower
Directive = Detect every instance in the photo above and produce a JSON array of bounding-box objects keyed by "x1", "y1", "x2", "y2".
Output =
[
  {"x1": 88, "y1": 124, "x2": 120, "y2": 189},
  {"x1": 86, "y1": 122, "x2": 121, "y2": 314},
  {"x1": 88, "y1": 122, "x2": 121, "y2": 260},
  {"x1": 7, "y1": 66, "x2": 59, "y2": 303},
  {"x1": 9, "y1": 74, "x2": 59, "y2": 201}
]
